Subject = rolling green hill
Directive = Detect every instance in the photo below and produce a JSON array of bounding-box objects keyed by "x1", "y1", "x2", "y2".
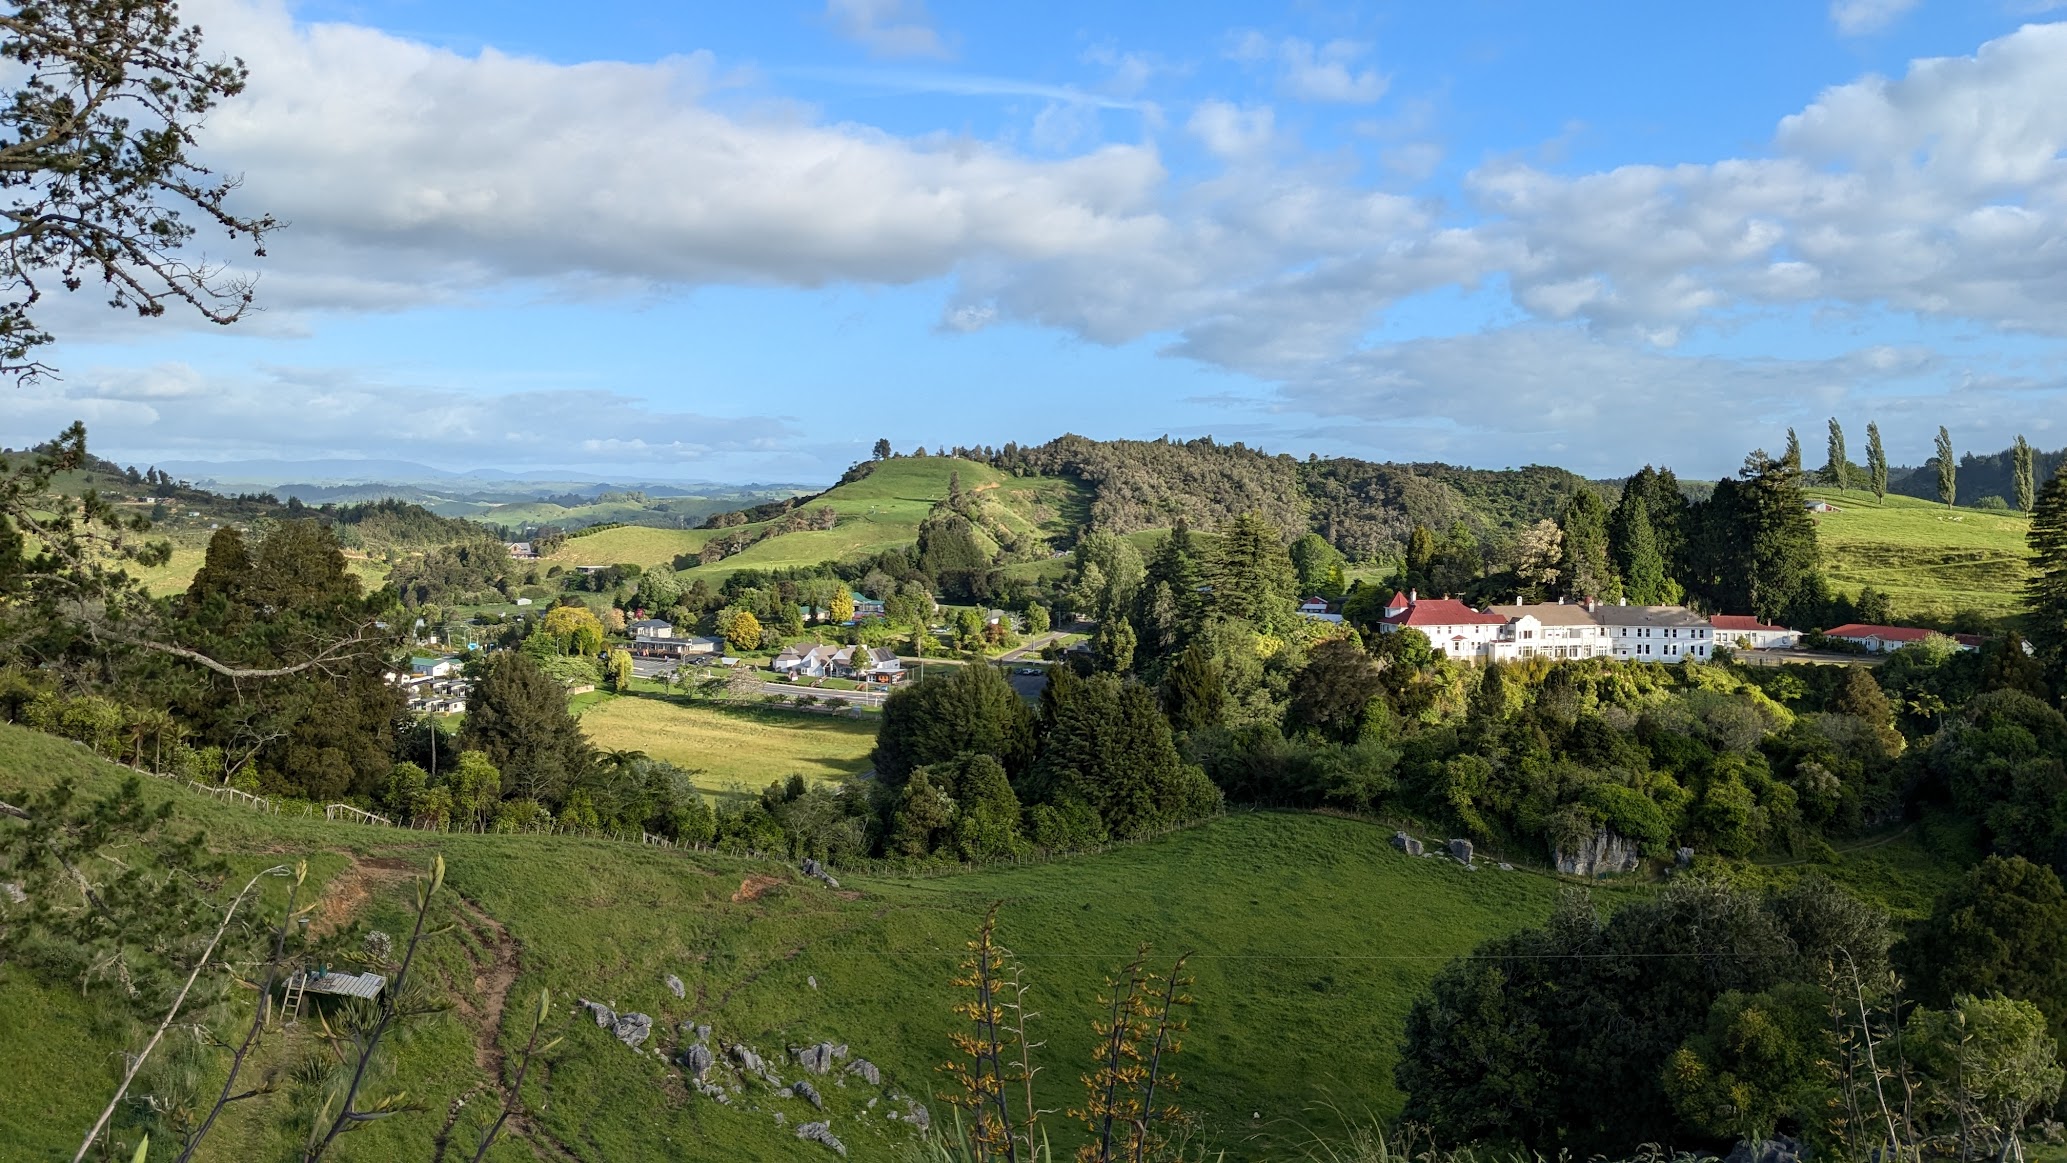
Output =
[
  {"x1": 1802, "y1": 486, "x2": 2032, "y2": 622},
  {"x1": 543, "y1": 457, "x2": 1088, "y2": 577}
]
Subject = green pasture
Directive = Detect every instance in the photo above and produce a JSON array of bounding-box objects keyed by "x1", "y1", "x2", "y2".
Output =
[
  {"x1": 576, "y1": 691, "x2": 878, "y2": 799},
  {"x1": 0, "y1": 722, "x2": 1976, "y2": 1162},
  {"x1": 1802, "y1": 486, "x2": 2031, "y2": 623}
]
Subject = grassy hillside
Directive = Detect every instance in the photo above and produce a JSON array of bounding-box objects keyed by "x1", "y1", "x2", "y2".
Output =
[
  {"x1": 578, "y1": 694, "x2": 878, "y2": 799},
  {"x1": 0, "y1": 713, "x2": 1975, "y2": 1161},
  {"x1": 1803, "y1": 486, "x2": 2031, "y2": 622},
  {"x1": 1, "y1": 723, "x2": 1588, "y2": 1162},
  {"x1": 542, "y1": 457, "x2": 1088, "y2": 576}
]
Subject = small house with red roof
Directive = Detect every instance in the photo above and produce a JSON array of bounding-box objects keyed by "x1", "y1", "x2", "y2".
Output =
[
  {"x1": 1822, "y1": 623, "x2": 1972, "y2": 653},
  {"x1": 1709, "y1": 614, "x2": 1799, "y2": 651},
  {"x1": 1377, "y1": 591, "x2": 1512, "y2": 660}
]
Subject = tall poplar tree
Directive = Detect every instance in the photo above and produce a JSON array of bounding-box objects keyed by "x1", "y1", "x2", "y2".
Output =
[
  {"x1": 1825, "y1": 418, "x2": 1849, "y2": 491},
  {"x1": 1867, "y1": 422, "x2": 1888, "y2": 500},
  {"x1": 1936, "y1": 427, "x2": 1958, "y2": 509},
  {"x1": 2015, "y1": 435, "x2": 2037, "y2": 513},
  {"x1": 1783, "y1": 428, "x2": 1803, "y2": 475}
]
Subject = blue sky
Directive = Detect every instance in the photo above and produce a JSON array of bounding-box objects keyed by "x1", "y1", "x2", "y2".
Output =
[{"x1": 8, "y1": 0, "x2": 2067, "y2": 484}]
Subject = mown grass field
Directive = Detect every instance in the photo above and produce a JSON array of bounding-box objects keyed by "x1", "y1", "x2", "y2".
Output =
[
  {"x1": 1802, "y1": 486, "x2": 2031, "y2": 622},
  {"x1": 577, "y1": 692, "x2": 878, "y2": 799}
]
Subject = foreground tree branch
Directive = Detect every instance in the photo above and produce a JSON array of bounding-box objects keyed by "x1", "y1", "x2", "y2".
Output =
[
  {"x1": 0, "y1": 0, "x2": 276, "y2": 381},
  {"x1": 73, "y1": 863, "x2": 288, "y2": 1163}
]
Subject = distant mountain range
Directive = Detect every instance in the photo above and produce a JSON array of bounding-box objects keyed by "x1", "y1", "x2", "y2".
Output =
[{"x1": 152, "y1": 458, "x2": 811, "y2": 498}]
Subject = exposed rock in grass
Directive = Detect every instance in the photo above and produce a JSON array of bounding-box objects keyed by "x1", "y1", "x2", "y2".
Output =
[
  {"x1": 730, "y1": 1043, "x2": 765, "y2": 1073},
  {"x1": 664, "y1": 974, "x2": 685, "y2": 999},
  {"x1": 1390, "y1": 832, "x2": 1423, "y2": 856},
  {"x1": 800, "y1": 858, "x2": 840, "y2": 888},
  {"x1": 845, "y1": 1058, "x2": 881, "y2": 1086},
  {"x1": 793, "y1": 1041, "x2": 845, "y2": 1074},
  {"x1": 677, "y1": 1043, "x2": 714, "y2": 1079},
  {"x1": 1447, "y1": 838, "x2": 1474, "y2": 865},
  {"x1": 796, "y1": 1121, "x2": 846, "y2": 1155},
  {"x1": 791, "y1": 1080, "x2": 824, "y2": 1109},
  {"x1": 1553, "y1": 828, "x2": 1640, "y2": 877}
]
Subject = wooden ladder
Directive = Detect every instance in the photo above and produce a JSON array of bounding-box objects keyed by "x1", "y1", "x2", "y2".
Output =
[{"x1": 281, "y1": 973, "x2": 309, "y2": 1024}]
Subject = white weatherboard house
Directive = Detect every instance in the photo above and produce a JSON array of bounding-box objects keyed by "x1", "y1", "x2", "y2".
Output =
[
  {"x1": 773, "y1": 643, "x2": 843, "y2": 678},
  {"x1": 629, "y1": 618, "x2": 673, "y2": 640},
  {"x1": 1376, "y1": 592, "x2": 1510, "y2": 660},
  {"x1": 1484, "y1": 601, "x2": 1615, "y2": 661},
  {"x1": 1593, "y1": 602, "x2": 1714, "y2": 662},
  {"x1": 1710, "y1": 615, "x2": 1799, "y2": 651}
]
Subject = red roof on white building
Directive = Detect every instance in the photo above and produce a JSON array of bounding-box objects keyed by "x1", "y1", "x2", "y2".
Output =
[
  {"x1": 1711, "y1": 615, "x2": 1790, "y2": 632},
  {"x1": 1383, "y1": 597, "x2": 1508, "y2": 628},
  {"x1": 1823, "y1": 623, "x2": 1934, "y2": 642}
]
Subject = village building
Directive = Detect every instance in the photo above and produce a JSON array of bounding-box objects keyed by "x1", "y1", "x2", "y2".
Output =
[
  {"x1": 1822, "y1": 623, "x2": 1977, "y2": 653},
  {"x1": 832, "y1": 644, "x2": 908, "y2": 683},
  {"x1": 1375, "y1": 591, "x2": 1510, "y2": 660},
  {"x1": 1484, "y1": 601, "x2": 1615, "y2": 661},
  {"x1": 773, "y1": 643, "x2": 843, "y2": 678},
  {"x1": 1593, "y1": 602, "x2": 1714, "y2": 662},
  {"x1": 1710, "y1": 614, "x2": 1800, "y2": 651},
  {"x1": 629, "y1": 618, "x2": 673, "y2": 640}
]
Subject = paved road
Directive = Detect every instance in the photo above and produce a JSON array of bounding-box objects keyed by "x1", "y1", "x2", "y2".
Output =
[{"x1": 997, "y1": 632, "x2": 1064, "y2": 661}]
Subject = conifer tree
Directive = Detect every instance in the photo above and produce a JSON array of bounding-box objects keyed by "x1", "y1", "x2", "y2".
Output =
[
  {"x1": 460, "y1": 651, "x2": 593, "y2": 804},
  {"x1": 1557, "y1": 489, "x2": 1619, "y2": 601},
  {"x1": 1825, "y1": 418, "x2": 1848, "y2": 491},
  {"x1": 1617, "y1": 496, "x2": 1673, "y2": 604},
  {"x1": 1210, "y1": 512, "x2": 1297, "y2": 631},
  {"x1": 1867, "y1": 422, "x2": 1888, "y2": 500},
  {"x1": 1783, "y1": 428, "x2": 1803, "y2": 475},
  {"x1": 1936, "y1": 426, "x2": 1957, "y2": 509},
  {"x1": 1159, "y1": 644, "x2": 1225, "y2": 733},
  {"x1": 2027, "y1": 463, "x2": 2067, "y2": 688}
]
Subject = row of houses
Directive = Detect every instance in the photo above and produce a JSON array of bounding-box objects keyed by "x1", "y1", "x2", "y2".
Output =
[{"x1": 1373, "y1": 591, "x2": 1976, "y2": 664}]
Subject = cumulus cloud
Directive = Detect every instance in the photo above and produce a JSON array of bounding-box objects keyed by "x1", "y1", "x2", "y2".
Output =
[
  {"x1": 1231, "y1": 32, "x2": 1389, "y2": 103},
  {"x1": 1257, "y1": 327, "x2": 2063, "y2": 476},
  {"x1": 175, "y1": 0, "x2": 1162, "y2": 311},
  {"x1": 3, "y1": 362, "x2": 802, "y2": 473},
  {"x1": 62, "y1": 5, "x2": 2067, "y2": 476},
  {"x1": 1830, "y1": 0, "x2": 1921, "y2": 36},
  {"x1": 825, "y1": 0, "x2": 949, "y2": 59}
]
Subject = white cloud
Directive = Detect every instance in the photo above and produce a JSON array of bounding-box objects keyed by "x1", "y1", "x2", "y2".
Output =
[
  {"x1": 1230, "y1": 32, "x2": 1389, "y2": 104},
  {"x1": 59, "y1": 5, "x2": 2067, "y2": 478},
  {"x1": 2, "y1": 362, "x2": 802, "y2": 473},
  {"x1": 1186, "y1": 100, "x2": 1276, "y2": 157},
  {"x1": 825, "y1": 0, "x2": 949, "y2": 59},
  {"x1": 1258, "y1": 327, "x2": 2062, "y2": 476},
  {"x1": 1830, "y1": 0, "x2": 1922, "y2": 36},
  {"x1": 173, "y1": 0, "x2": 1167, "y2": 310}
]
